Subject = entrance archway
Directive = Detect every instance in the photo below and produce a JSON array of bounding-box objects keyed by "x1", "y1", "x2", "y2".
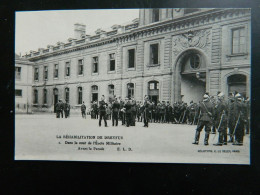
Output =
[
  {"x1": 174, "y1": 49, "x2": 207, "y2": 103},
  {"x1": 148, "y1": 80, "x2": 159, "y2": 105},
  {"x1": 227, "y1": 74, "x2": 247, "y2": 98}
]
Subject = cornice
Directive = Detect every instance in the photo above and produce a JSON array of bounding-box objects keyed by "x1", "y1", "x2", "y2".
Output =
[{"x1": 28, "y1": 8, "x2": 250, "y2": 62}]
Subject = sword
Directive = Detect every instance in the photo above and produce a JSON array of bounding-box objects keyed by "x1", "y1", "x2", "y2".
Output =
[{"x1": 212, "y1": 111, "x2": 225, "y2": 141}]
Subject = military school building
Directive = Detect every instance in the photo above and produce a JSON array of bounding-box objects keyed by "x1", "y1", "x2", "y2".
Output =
[{"x1": 15, "y1": 8, "x2": 251, "y2": 113}]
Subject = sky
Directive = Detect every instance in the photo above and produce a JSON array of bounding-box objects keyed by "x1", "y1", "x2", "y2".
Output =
[{"x1": 15, "y1": 9, "x2": 139, "y2": 56}]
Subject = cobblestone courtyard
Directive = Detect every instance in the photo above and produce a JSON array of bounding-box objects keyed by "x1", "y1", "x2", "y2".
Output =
[{"x1": 15, "y1": 114, "x2": 250, "y2": 164}]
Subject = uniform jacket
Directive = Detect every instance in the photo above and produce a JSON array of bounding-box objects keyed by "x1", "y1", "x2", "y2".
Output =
[
  {"x1": 112, "y1": 101, "x2": 120, "y2": 113},
  {"x1": 198, "y1": 100, "x2": 214, "y2": 121}
]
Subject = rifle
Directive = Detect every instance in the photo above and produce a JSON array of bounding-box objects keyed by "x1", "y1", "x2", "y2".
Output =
[
  {"x1": 212, "y1": 110, "x2": 225, "y2": 141},
  {"x1": 230, "y1": 112, "x2": 241, "y2": 140},
  {"x1": 181, "y1": 110, "x2": 187, "y2": 123}
]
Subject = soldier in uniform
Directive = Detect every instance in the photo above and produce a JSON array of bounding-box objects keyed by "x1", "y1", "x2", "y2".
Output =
[
  {"x1": 119, "y1": 97, "x2": 125, "y2": 125},
  {"x1": 143, "y1": 95, "x2": 150, "y2": 127},
  {"x1": 165, "y1": 101, "x2": 172, "y2": 123},
  {"x1": 192, "y1": 93, "x2": 214, "y2": 145},
  {"x1": 64, "y1": 100, "x2": 70, "y2": 118},
  {"x1": 124, "y1": 98, "x2": 132, "y2": 127},
  {"x1": 188, "y1": 101, "x2": 196, "y2": 125},
  {"x1": 131, "y1": 98, "x2": 137, "y2": 126},
  {"x1": 55, "y1": 99, "x2": 63, "y2": 118},
  {"x1": 245, "y1": 97, "x2": 250, "y2": 134},
  {"x1": 112, "y1": 97, "x2": 120, "y2": 126},
  {"x1": 99, "y1": 95, "x2": 108, "y2": 127},
  {"x1": 81, "y1": 101, "x2": 86, "y2": 119},
  {"x1": 232, "y1": 93, "x2": 246, "y2": 145},
  {"x1": 213, "y1": 92, "x2": 228, "y2": 146},
  {"x1": 94, "y1": 101, "x2": 99, "y2": 119},
  {"x1": 227, "y1": 92, "x2": 235, "y2": 142}
]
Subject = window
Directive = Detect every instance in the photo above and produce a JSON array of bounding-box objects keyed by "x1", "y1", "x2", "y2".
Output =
[
  {"x1": 65, "y1": 62, "x2": 70, "y2": 77},
  {"x1": 44, "y1": 66, "x2": 48, "y2": 80},
  {"x1": 78, "y1": 87, "x2": 82, "y2": 104},
  {"x1": 109, "y1": 53, "x2": 115, "y2": 71},
  {"x1": 15, "y1": 89, "x2": 22, "y2": 97},
  {"x1": 65, "y1": 88, "x2": 69, "y2": 103},
  {"x1": 34, "y1": 68, "x2": 39, "y2": 81},
  {"x1": 152, "y1": 9, "x2": 159, "y2": 22},
  {"x1": 190, "y1": 54, "x2": 200, "y2": 69},
  {"x1": 150, "y1": 43, "x2": 159, "y2": 65},
  {"x1": 91, "y1": 85, "x2": 98, "y2": 102},
  {"x1": 232, "y1": 27, "x2": 245, "y2": 54},
  {"x1": 15, "y1": 67, "x2": 21, "y2": 79},
  {"x1": 54, "y1": 64, "x2": 59, "y2": 78},
  {"x1": 184, "y1": 9, "x2": 200, "y2": 14},
  {"x1": 33, "y1": 89, "x2": 38, "y2": 104},
  {"x1": 43, "y1": 89, "x2": 47, "y2": 104},
  {"x1": 78, "y1": 59, "x2": 83, "y2": 75},
  {"x1": 128, "y1": 49, "x2": 135, "y2": 68},
  {"x1": 149, "y1": 81, "x2": 158, "y2": 90},
  {"x1": 93, "y1": 57, "x2": 98, "y2": 73},
  {"x1": 127, "y1": 83, "x2": 134, "y2": 99},
  {"x1": 108, "y1": 84, "x2": 114, "y2": 102}
]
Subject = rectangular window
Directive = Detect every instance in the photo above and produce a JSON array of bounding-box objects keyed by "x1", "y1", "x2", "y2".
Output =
[
  {"x1": 109, "y1": 53, "x2": 115, "y2": 71},
  {"x1": 54, "y1": 64, "x2": 59, "y2": 78},
  {"x1": 15, "y1": 89, "x2": 22, "y2": 97},
  {"x1": 34, "y1": 68, "x2": 39, "y2": 81},
  {"x1": 93, "y1": 57, "x2": 98, "y2": 73},
  {"x1": 150, "y1": 43, "x2": 159, "y2": 64},
  {"x1": 65, "y1": 88, "x2": 70, "y2": 103},
  {"x1": 44, "y1": 66, "x2": 48, "y2": 80},
  {"x1": 34, "y1": 90, "x2": 38, "y2": 104},
  {"x1": 152, "y1": 9, "x2": 159, "y2": 22},
  {"x1": 65, "y1": 62, "x2": 70, "y2": 77},
  {"x1": 232, "y1": 27, "x2": 245, "y2": 54},
  {"x1": 78, "y1": 87, "x2": 82, "y2": 104},
  {"x1": 43, "y1": 89, "x2": 47, "y2": 104},
  {"x1": 128, "y1": 49, "x2": 135, "y2": 68},
  {"x1": 15, "y1": 67, "x2": 21, "y2": 80},
  {"x1": 78, "y1": 59, "x2": 83, "y2": 75}
]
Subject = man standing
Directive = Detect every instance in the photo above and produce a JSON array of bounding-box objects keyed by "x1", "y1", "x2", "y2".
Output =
[
  {"x1": 81, "y1": 101, "x2": 86, "y2": 119},
  {"x1": 192, "y1": 93, "x2": 214, "y2": 145},
  {"x1": 99, "y1": 95, "x2": 108, "y2": 127},
  {"x1": 64, "y1": 100, "x2": 70, "y2": 118},
  {"x1": 112, "y1": 97, "x2": 120, "y2": 126},
  {"x1": 143, "y1": 95, "x2": 150, "y2": 127},
  {"x1": 124, "y1": 98, "x2": 132, "y2": 127},
  {"x1": 131, "y1": 98, "x2": 137, "y2": 126},
  {"x1": 213, "y1": 92, "x2": 228, "y2": 146},
  {"x1": 55, "y1": 99, "x2": 63, "y2": 118}
]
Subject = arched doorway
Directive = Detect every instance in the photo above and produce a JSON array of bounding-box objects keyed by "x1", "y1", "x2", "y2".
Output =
[
  {"x1": 148, "y1": 80, "x2": 159, "y2": 104},
  {"x1": 53, "y1": 88, "x2": 58, "y2": 112},
  {"x1": 174, "y1": 49, "x2": 207, "y2": 103},
  {"x1": 227, "y1": 74, "x2": 247, "y2": 98},
  {"x1": 91, "y1": 85, "x2": 98, "y2": 102},
  {"x1": 108, "y1": 84, "x2": 115, "y2": 103}
]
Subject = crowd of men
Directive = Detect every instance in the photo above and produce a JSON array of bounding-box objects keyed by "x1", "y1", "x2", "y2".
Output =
[{"x1": 55, "y1": 91, "x2": 250, "y2": 147}]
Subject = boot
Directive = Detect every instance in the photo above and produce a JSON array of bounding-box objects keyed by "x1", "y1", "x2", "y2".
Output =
[
  {"x1": 192, "y1": 131, "x2": 200, "y2": 145},
  {"x1": 214, "y1": 132, "x2": 223, "y2": 146},
  {"x1": 204, "y1": 132, "x2": 210, "y2": 145},
  {"x1": 223, "y1": 131, "x2": 227, "y2": 145}
]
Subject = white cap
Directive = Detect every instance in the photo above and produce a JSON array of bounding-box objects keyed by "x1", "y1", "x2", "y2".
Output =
[
  {"x1": 235, "y1": 93, "x2": 241, "y2": 98},
  {"x1": 203, "y1": 94, "x2": 209, "y2": 98},
  {"x1": 217, "y1": 92, "x2": 224, "y2": 97}
]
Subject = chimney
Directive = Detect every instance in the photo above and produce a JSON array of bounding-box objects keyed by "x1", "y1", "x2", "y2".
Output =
[{"x1": 74, "y1": 23, "x2": 86, "y2": 39}]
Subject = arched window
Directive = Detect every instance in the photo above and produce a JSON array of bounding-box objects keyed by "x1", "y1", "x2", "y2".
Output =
[
  {"x1": 65, "y1": 88, "x2": 69, "y2": 103},
  {"x1": 127, "y1": 83, "x2": 134, "y2": 99},
  {"x1": 33, "y1": 89, "x2": 38, "y2": 104},
  {"x1": 78, "y1": 87, "x2": 82, "y2": 104},
  {"x1": 227, "y1": 74, "x2": 247, "y2": 98},
  {"x1": 91, "y1": 85, "x2": 98, "y2": 102}
]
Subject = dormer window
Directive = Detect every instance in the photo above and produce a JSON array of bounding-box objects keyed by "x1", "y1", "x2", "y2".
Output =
[{"x1": 152, "y1": 9, "x2": 160, "y2": 23}]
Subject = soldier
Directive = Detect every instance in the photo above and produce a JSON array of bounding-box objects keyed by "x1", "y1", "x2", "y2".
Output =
[
  {"x1": 119, "y1": 97, "x2": 125, "y2": 125},
  {"x1": 188, "y1": 101, "x2": 196, "y2": 125},
  {"x1": 245, "y1": 97, "x2": 250, "y2": 134},
  {"x1": 232, "y1": 93, "x2": 246, "y2": 146},
  {"x1": 81, "y1": 101, "x2": 86, "y2": 119},
  {"x1": 143, "y1": 95, "x2": 150, "y2": 127},
  {"x1": 165, "y1": 101, "x2": 172, "y2": 123},
  {"x1": 136, "y1": 101, "x2": 141, "y2": 122},
  {"x1": 131, "y1": 98, "x2": 137, "y2": 126},
  {"x1": 192, "y1": 93, "x2": 214, "y2": 145},
  {"x1": 55, "y1": 99, "x2": 63, "y2": 118},
  {"x1": 93, "y1": 101, "x2": 99, "y2": 119},
  {"x1": 64, "y1": 100, "x2": 70, "y2": 118},
  {"x1": 112, "y1": 97, "x2": 120, "y2": 126},
  {"x1": 99, "y1": 95, "x2": 108, "y2": 127},
  {"x1": 227, "y1": 92, "x2": 235, "y2": 142},
  {"x1": 213, "y1": 92, "x2": 228, "y2": 146},
  {"x1": 124, "y1": 98, "x2": 132, "y2": 127}
]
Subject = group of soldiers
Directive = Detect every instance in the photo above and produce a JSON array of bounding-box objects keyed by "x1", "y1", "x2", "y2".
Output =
[{"x1": 55, "y1": 99, "x2": 71, "y2": 118}]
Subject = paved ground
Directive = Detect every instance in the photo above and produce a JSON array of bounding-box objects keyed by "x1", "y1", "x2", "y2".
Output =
[{"x1": 15, "y1": 114, "x2": 250, "y2": 164}]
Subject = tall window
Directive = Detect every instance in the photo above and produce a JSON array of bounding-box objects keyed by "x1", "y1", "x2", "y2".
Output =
[
  {"x1": 54, "y1": 64, "x2": 59, "y2": 78},
  {"x1": 91, "y1": 85, "x2": 98, "y2": 102},
  {"x1": 15, "y1": 89, "x2": 22, "y2": 97},
  {"x1": 15, "y1": 67, "x2": 21, "y2": 80},
  {"x1": 65, "y1": 88, "x2": 70, "y2": 103},
  {"x1": 44, "y1": 66, "x2": 48, "y2": 80},
  {"x1": 109, "y1": 53, "x2": 115, "y2": 71},
  {"x1": 43, "y1": 89, "x2": 47, "y2": 104},
  {"x1": 78, "y1": 59, "x2": 83, "y2": 75},
  {"x1": 78, "y1": 87, "x2": 82, "y2": 104},
  {"x1": 33, "y1": 89, "x2": 38, "y2": 104},
  {"x1": 108, "y1": 84, "x2": 114, "y2": 102},
  {"x1": 127, "y1": 83, "x2": 134, "y2": 99},
  {"x1": 184, "y1": 8, "x2": 200, "y2": 14},
  {"x1": 93, "y1": 57, "x2": 98, "y2": 73},
  {"x1": 128, "y1": 49, "x2": 135, "y2": 68},
  {"x1": 150, "y1": 43, "x2": 159, "y2": 65},
  {"x1": 65, "y1": 62, "x2": 70, "y2": 77},
  {"x1": 34, "y1": 67, "x2": 39, "y2": 81},
  {"x1": 152, "y1": 9, "x2": 159, "y2": 23},
  {"x1": 232, "y1": 27, "x2": 245, "y2": 54}
]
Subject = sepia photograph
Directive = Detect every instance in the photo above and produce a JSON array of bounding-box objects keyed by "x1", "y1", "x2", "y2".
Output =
[{"x1": 15, "y1": 8, "x2": 251, "y2": 164}]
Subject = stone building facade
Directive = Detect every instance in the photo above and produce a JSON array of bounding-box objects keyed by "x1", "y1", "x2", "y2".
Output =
[{"x1": 23, "y1": 8, "x2": 251, "y2": 111}]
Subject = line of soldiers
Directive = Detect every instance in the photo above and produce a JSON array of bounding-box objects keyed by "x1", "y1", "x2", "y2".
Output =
[{"x1": 55, "y1": 99, "x2": 70, "y2": 118}]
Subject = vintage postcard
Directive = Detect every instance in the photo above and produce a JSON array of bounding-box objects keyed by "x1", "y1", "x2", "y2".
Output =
[{"x1": 15, "y1": 8, "x2": 251, "y2": 164}]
